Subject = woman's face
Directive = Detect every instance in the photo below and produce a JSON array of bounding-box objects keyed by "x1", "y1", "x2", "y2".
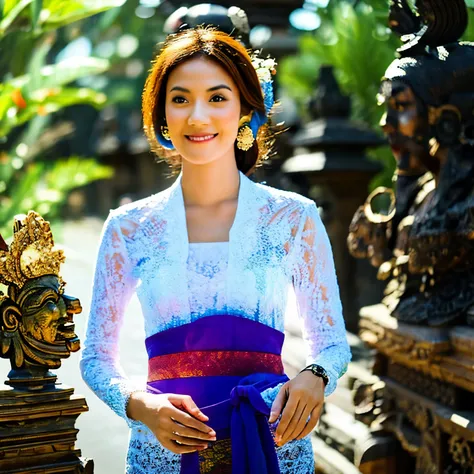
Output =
[{"x1": 164, "y1": 56, "x2": 242, "y2": 167}]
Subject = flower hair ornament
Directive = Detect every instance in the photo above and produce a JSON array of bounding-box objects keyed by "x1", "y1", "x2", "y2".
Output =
[
  {"x1": 157, "y1": 52, "x2": 277, "y2": 150},
  {"x1": 236, "y1": 54, "x2": 276, "y2": 151}
]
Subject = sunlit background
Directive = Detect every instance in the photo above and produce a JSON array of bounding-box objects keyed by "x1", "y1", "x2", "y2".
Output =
[{"x1": 2, "y1": 1, "x2": 474, "y2": 472}]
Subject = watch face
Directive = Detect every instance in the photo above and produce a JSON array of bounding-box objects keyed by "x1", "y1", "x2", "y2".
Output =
[{"x1": 310, "y1": 365, "x2": 328, "y2": 383}]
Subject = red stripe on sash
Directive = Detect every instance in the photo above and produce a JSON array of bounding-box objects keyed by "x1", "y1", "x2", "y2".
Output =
[{"x1": 148, "y1": 350, "x2": 284, "y2": 382}]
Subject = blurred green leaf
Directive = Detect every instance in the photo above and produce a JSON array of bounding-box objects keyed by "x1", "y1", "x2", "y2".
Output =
[
  {"x1": 0, "y1": 157, "x2": 113, "y2": 238},
  {"x1": 0, "y1": 86, "x2": 107, "y2": 137},
  {"x1": 0, "y1": 0, "x2": 32, "y2": 35},
  {"x1": 9, "y1": 56, "x2": 109, "y2": 90},
  {"x1": 25, "y1": 32, "x2": 54, "y2": 93},
  {"x1": 30, "y1": 0, "x2": 41, "y2": 30},
  {"x1": 41, "y1": 0, "x2": 127, "y2": 31},
  {"x1": 43, "y1": 156, "x2": 113, "y2": 191},
  {"x1": 1, "y1": 0, "x2": 126, "y2": 36}
]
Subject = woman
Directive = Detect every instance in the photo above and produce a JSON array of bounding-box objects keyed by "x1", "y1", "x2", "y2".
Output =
[{"x1": 81, "y1": 26, "x2": 351, "y2": 474}]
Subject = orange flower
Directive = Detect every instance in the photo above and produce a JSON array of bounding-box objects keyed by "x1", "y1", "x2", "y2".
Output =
[
  {"x1": 38, "y1": 105, "x2": 48, "y2": 116},
  {"x1": 11, "y1": 89, "x2": 27, "y2": 109}
]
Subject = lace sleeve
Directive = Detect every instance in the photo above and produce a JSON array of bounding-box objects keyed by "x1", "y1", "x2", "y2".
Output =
[
  {"x1": 291, "y1": 201, "x2": 351, "y2": 397},
  {"x1": 80, "y1": 211, "x2": 142, "y2": 428}
]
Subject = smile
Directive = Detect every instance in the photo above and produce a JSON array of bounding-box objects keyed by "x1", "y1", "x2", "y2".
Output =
[{"x1": 186, "y1": 134, "x2": 218, "y2": 143}]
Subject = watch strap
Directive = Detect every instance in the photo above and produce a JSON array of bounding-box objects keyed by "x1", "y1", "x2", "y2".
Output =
[{"x1": 300, "y1": 364, "x2": 329, "y2": 386}]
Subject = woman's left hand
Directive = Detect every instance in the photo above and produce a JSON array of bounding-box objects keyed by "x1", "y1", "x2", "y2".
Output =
[{"x1": 268, "y1": 371, "x2": 325, "y2": 446}]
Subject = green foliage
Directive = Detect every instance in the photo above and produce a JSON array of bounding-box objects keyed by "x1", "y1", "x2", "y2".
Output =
[
  {"x1": 279, "y1": 1, "x2": 474, "y2": 188},
  {"x1": 0, "y1": 157, "x2": 113, "y2": 236},
  {"x1": 0, "y1": 0, "x2": 121, "y2": 239},
  {"x1": 281, "y1": 2, "x2": 398, "y2": 126},
  {"x1": 1, "y1": 0, "x2": 126, "y2": 36}
]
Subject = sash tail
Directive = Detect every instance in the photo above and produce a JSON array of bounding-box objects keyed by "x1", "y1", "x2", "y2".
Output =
[{"x1": 145, "y1": 315, "x2": 289, "y2": 474}]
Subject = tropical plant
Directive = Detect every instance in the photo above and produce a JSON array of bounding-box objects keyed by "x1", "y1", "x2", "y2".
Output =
[
  {"x1": 279, "y1": 0, "x2": 474, "y2": 187},
  {"x1": 0, "y1": 0, "x2": 126, "y2": 238}
]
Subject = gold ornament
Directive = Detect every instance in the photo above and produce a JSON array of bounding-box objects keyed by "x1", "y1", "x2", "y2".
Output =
[
  {"x1": 236, "y1": 114, "x2": 255, "y2": 151},
  {"x1": 0, "y1": 211, "x2": 65, "y2": 290},
  {"x1": 0, "y1": 212, "x2": 80, "y2": 381},
  {"x1": 161, "y1": 125, "x2": 171, "y2": 141}
]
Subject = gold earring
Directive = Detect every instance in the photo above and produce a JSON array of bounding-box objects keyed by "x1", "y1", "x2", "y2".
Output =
[
  {"x1": 236, "y1": 114, "x2": 255, "y2": 151},
  {"x1": 161, "y1": 125, "x2": 171, "y2": 141}
]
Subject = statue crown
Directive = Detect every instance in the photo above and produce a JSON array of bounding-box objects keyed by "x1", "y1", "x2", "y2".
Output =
[{"x1": 0, "y1": 211, "x2": 65, "y2": 290}]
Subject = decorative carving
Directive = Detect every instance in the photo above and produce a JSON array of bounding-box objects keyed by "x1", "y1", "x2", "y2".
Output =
[
  {"x1": 353, "y1": 380, "x2": 386, "y2": 426},
  {"x1": 349, "y1": 2, "x2": 474, "y2": 473},
  {"x1": 0, "y1": 211, "x2": 91, "y2": 472},
  {"x1": 416, "y1": 424, "x2": 440, "y2": 474},
  {"x1": 0, "y1": 211, "x2": 65, "y2": 289},
  {"x1": 347, "y1": 187, "x2": 395, "y2": 268},
  {"x1": 348, "y1": 0, "x2": 474, "y2": 328},
  {"x1": 398, "y1": 399, "x2": 431, "y2": 432},
  {"x1": 0, "y1": 212, "x2": 81, "y2": 389},
  {"x1": 448, "y1": 436, "x2": 474, "y2": 472},
  {"x1": 388, "y1": 363, "x2": 457, "y2": 408}
]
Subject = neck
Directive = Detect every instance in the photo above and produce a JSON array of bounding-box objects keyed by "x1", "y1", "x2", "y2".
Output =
[{"x1": 181, "y1": 160, "x2": 241, "y2": 207}]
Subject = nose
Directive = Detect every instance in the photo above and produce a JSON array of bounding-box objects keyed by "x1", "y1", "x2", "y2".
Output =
[
  {"x1": 188, "y1": 101, "x2": 210, "y2": 127},
  {"x1": 63, "y1": 294, "x2": 82, "y2": 315}
]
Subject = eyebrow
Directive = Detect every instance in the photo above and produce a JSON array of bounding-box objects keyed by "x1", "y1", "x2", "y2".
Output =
[{"x1": 169, "y1": 84, "x2": 232, "y2": 93}]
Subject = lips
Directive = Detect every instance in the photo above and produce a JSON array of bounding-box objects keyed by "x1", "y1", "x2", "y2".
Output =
[
  {"x1": 56, "y1": 320, "x2": 76, "y2": 340},
  {"x1": 185, "y1": 133, "x2": 218, "y2": 143},
  {"x1": 56, "y1": 310, "x2": 78, "y2": 341}
]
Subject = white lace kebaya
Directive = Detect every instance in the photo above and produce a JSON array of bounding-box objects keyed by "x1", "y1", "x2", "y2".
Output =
[{"x1": 80, "y1": 171, "x2": 352, "y2": 473}]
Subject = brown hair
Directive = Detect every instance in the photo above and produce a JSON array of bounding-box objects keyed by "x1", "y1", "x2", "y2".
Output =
[{"x1": 142, "y1": 26, "x2": 274, "y2": 175}]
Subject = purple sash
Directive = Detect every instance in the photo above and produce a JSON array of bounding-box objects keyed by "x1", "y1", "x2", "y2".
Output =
[{"x1": 145, "y1": 315, "x2": 289, "y2": 474}]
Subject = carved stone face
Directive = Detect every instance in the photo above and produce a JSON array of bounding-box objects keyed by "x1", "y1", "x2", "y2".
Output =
[
  {"x1": 0, "y1": 274, "x2": 81, "y2": 371},
  {"x1": 378, "y1": 80, "x2": 435, "y2": 175},
  {"x1": 20, "y1": 275, "x2": 81, "y2": 351}
]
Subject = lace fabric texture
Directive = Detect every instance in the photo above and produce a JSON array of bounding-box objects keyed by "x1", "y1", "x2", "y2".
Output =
[{"x1": 80, "y1": 172, "x2": 351, "y2": 473}]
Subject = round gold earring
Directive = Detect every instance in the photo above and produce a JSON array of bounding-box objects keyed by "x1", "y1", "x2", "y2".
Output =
[
  {"x1": 161, "y1": 125, "x2": 171, "y2": 141},
  {"x1": 236, "y1": 114, "x2": 255, "y2": 151}
]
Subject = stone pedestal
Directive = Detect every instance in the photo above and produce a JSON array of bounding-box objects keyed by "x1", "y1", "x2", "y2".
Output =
[
  {"x1": 0, "y1": 384, "x2": 93, "y2": 473},
  {"x1": 356, "y1": 304, "x2": 474, "y2": 473}
]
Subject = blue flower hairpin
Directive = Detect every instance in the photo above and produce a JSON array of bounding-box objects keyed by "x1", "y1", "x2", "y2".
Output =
[{"x1": 249, "y1": 55, "x2": 277, "y2": 138}]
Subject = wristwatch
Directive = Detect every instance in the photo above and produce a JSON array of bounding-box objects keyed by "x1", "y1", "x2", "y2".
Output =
[{"x1": 300, "y1": 364, "x2": 329, "y2": 387}]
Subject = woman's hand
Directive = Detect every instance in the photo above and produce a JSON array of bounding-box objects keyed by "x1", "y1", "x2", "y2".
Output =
[
  {"x1": 268, "y1": 371, "x2": 325, "y2": 446},
  {"x1": 127, "y1": 392, "x2": 217, "y2": 454}
]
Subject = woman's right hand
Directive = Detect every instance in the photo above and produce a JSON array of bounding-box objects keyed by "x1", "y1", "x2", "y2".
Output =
[{"x1": 127, "y1": 392, "x2": 217, "y2": 454}]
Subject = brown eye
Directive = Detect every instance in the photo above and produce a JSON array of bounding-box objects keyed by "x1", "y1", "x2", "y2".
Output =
[
  {"x1": 211, "y1": 95, "x2": 226, "y2": 102},
  {"x1": 171, "y1": 96, "x2": 187, "y2": 104}
]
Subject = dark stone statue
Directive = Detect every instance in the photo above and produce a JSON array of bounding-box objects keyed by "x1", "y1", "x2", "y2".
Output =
[{"x1": 348, "y1": 0, "x2": 474, "y2": 327}]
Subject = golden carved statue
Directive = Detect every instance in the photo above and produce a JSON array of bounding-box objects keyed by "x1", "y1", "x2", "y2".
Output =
[{"x1": 0, "y1": 211, "x2": 81, "y2": 387}]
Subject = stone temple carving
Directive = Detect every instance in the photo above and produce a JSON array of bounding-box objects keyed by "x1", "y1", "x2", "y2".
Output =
[
  {"x1": 345, "y1": 2, "x2": 474, "y2": 473},
  {"x1": 348, "y1": 0, "x2": 474, "y2": 327},
  {"x1": 0, "y1": 211, "x2": 81, "y2": 387},
  {"x1": 0, "y1": 211, "x2": 91, "y2": 472}
]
